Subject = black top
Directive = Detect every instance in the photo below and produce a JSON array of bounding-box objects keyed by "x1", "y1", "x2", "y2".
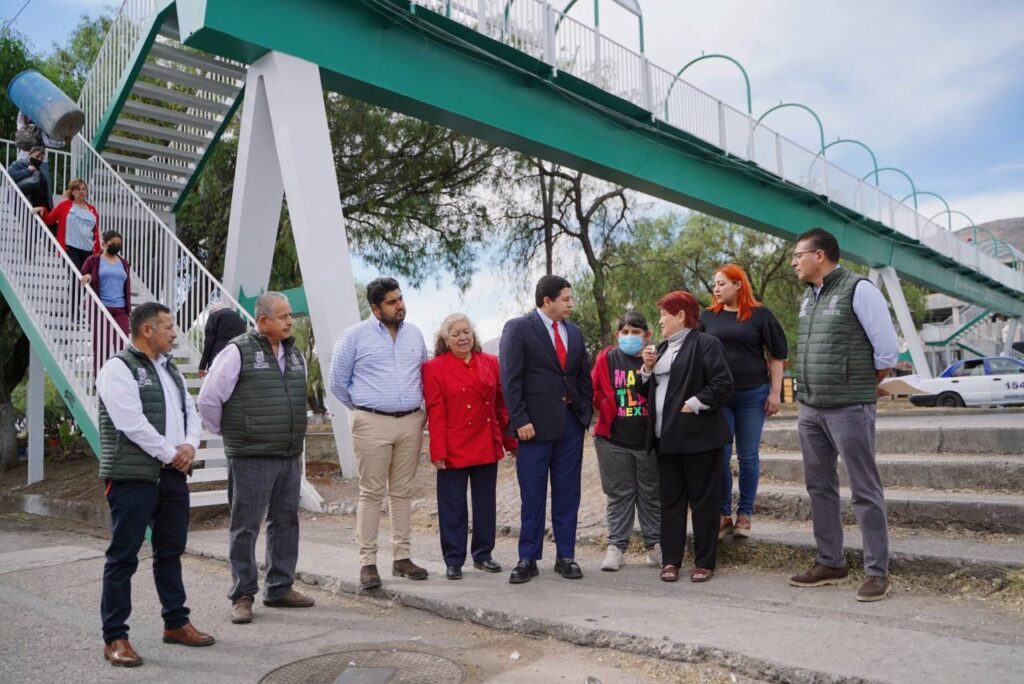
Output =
[
  {"x1": 699, "y1": 306, "x2": 788, "y2": 389},
  {"x1": 199, "y1": 308, "x2": 248, "y2": 371},
  {"x1": 606, "y1": 348, "x2": 648, "y2": 448}
]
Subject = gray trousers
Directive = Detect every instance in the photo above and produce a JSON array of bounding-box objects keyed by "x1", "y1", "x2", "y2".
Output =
[
  {"x1": 594, "y1": 437, "x2": 661, "y2": 550},
  {"x1": 798, "y1": 403, "x2": 889, "y2": 576},
  {"x1": 226, "y1": 456, "x2": 301, "y2": 601}
]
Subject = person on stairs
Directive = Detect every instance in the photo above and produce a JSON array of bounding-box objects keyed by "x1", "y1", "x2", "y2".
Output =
[
  {"x1": 96, "y1": 301, "x2": 214, "y2": 667},
  {"x1": 198, "y1": 291, "x2": 315, "y2": 624},
  {"x1": 34, "y1": 177, "x2": 100, "y2": 271}
]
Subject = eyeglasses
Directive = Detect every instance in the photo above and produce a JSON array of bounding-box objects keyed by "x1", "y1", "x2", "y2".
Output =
[{"x1": 791, "y1": 249, "x2": 819, "y2": 260}]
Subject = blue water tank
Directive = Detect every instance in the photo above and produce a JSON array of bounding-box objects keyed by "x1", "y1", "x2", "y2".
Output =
[{"x1": 8, "y1": 70, "x2": 85, "y2": 141}]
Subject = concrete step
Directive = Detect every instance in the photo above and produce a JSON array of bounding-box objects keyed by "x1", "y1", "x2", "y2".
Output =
[
  {"x1": 754, "y1": 483, "x2": 1024, "y2": 533},
  {"x1": 761, "y1": 416, "x2": 1024, "y2": 455},
  {"x1": 723, "y1": 518, "x2": 1024, "y2": 579},
  {"x1": 758, "y1": 452, "x2": 1024, "y2": 493},
  {"x1": 189, "y1": 489, "x2": 228, "y2": 507}
]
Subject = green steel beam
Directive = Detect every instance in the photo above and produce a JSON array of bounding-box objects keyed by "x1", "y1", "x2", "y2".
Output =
[
  {"x1": 0, "y1": 272, "x2": 100, "y2": 453},
  {"x1": 173, "y1": 0, "x2": 1024, "y2": 315},
  {"x1": 237, "y1": 284, "x2": 309, "y2": 317}
]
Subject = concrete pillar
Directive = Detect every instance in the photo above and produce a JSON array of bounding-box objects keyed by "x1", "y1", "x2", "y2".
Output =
[
  {"x1": 27, "y1": 348, "x2": 44, "y2": 484},
  {"x1": 223, "y1": 52, "x2": 362, "y2": 502}
]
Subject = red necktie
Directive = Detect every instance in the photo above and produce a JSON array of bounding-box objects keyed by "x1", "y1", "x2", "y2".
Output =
[{"x1": 552, "y1": 322, "x2": 567, "y2": 369}]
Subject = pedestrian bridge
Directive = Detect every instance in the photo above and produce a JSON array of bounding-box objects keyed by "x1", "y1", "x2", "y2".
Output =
[{"x1": 1, "y1": 0, "x2": 1022, "y2": 498}]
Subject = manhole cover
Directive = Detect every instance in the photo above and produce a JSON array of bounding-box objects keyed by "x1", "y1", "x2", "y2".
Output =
[{"x1": 260, "y1": 649, "x2": 465, "y2": 684}]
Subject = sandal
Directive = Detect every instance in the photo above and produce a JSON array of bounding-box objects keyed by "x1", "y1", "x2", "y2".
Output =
[
  {"x1": 691, "y1": 567, "x2": 714, "y2": 583},
  {"x1": 660, "y1": 565, "x2": 679, "y2": 582}
]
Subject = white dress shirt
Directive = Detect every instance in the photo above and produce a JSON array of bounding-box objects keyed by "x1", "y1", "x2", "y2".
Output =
[
  {"x1": 96, "y1": 350, "x2": 201, "y2": 463},
  {"x1": 535, "y1": 308, "x2": 568, "y2": 351}
]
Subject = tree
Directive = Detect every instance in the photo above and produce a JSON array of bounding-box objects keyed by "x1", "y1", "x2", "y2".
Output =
[
  {"x1": 0, "y1": 27, "x2": 37, "y2": 142},
  {"x1": 499, "y1": 160, "x2": 635, "y2": 346},
  {"x1": 38, "y1": 14, "x2": 113, "y2": 102},
  {"x1": 0, "y1": 299, "x2": 30, "y2": 471}
]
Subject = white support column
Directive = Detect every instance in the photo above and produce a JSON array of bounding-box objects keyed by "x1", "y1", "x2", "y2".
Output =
[
  {"x1": 224, "y1": 52, "x2": 363, "y2": 506},
  {"x1": 870, "y1": 266, "x2": 932, "y2": 379},
  {"x1": 26, "y1": 348, "x2": 44, "y2": 484},
  {"x1": 1004, "y1": 317, "x2": 1021, "y2": 356}
]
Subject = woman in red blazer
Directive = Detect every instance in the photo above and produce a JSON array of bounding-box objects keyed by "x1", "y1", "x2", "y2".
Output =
[
  {"x1": 33, "y1": 177, "x2": 100, "y2": 271},
  {"x1": 422, "y1": 313, "x2": 517, "y2": 580}
]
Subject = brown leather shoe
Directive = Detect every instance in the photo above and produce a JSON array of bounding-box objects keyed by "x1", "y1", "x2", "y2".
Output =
[
  {"x1": 392, "y1": 558, "x2": 429, "y2": 580},
  {"x1": 719, "y1": 515, "x2": 734, "y2": 540},
  {"x1": 733, "y1": 514, "x2": 752, "y2": 539},
  {"x1": 856, "y1": 575, "x2": 892, "y2": 602},
  {"x1": 162, "y1": 622, "x2": 216, "y2": 647},
  {"x1": 660, "y1": 565, "x2": 679, "y2": 582},
  {"x1": 231, "y1": 596, "x2": 253, "y2": 624},
  {"x1": 789, "y1": 562, "x2": 850, "y2": 587},
  {"x1": 360, "y1": 564, "x2": 382, "y2": 590},
  {"x1": 263, "y1": 588, "x2": 315, "y2": 608},
  {"x1": 691, "y1": 567, "x2": 714, "y2": 583},
  {"x1": 104, "y1": 639, "x2": 143, "y2": 667}
]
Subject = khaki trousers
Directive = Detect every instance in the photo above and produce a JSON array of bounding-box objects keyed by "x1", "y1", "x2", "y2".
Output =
[{"x1": 351, "y1": 409, "x2": 426, "y2": 566}]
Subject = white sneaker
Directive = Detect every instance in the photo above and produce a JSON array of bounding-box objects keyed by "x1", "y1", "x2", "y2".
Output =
[
  {"x1": 645, "y1": 543, "x2": 662, "y2": 567},
  {"x1": 600, "y1": 545, "x2": 625, "y2": 571}
]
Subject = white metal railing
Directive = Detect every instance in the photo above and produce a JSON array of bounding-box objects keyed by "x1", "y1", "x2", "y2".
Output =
[
  {"x1": 0, "y1": 164, "x2": 130, "y2": 423},
  {"x1": 920, "y1": 303, "x2": 988, "y2": 344},
  {"x1": 78, "y1": 0, "x2": 160, "y2": 144},
  {"x1": 70, "y1": 134, "x2": 255, "y2": 360},
  {"x1": 415, "y1": 0, "x2": 1024, "y2": 296}
]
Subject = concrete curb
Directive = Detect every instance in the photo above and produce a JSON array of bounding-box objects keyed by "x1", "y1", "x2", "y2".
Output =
[
  {"x1": 184, "y1": 543, "x2": 870, "y2": 684},
  {"x1": 761, "y1": 426, "x2": 1024, "y2": 455}
]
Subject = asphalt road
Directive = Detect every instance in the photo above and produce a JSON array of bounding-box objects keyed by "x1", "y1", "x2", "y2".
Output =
[{"x1": 0, "y1": 512, "x2": 740, "y2": 684}]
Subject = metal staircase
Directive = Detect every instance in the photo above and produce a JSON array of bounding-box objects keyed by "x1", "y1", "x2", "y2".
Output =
[
  {"x1": 921, "y1": 303, "x2": 1024, "y2": 363},
  {"x1": 79, "y1": 0, "x2": 245, "y2": 220}
]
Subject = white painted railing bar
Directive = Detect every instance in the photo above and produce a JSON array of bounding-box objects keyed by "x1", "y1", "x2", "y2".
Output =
[
  {"x1": 0, "y1": 165, "x2": 130, "y2": 422},
  {"x1": 70, "y1": 135, "x2": 255, "y2": 360}
]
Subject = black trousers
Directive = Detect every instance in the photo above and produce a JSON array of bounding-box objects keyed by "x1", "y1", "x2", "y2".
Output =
[
  {"x1": 658, "y1": 448, "x2": 722, "y2": 569},
  {"x1": 436, "y1": 461, "x2": 498, "y2": 567},
  {"x1": 101, "y1": 468, "x2": 191, "y2": 644}
]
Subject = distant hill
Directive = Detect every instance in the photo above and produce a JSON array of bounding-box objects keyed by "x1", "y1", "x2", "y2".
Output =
[{"x1": 955, "y1": 217, "x2": 1024, "y2": 252}]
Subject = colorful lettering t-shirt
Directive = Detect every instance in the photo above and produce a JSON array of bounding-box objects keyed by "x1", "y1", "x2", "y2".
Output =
[{"x1": 607, "y1": 347, "x2": 648, "y2": 448}]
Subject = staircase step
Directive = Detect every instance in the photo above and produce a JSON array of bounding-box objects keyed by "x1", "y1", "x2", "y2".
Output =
[
  {"x1": 189, "y1": 489, "x2": 228, "y2": 508},
  {"x1": 105, "y1": 134, "x2": 201, "y2": 162},
  {"x1": 157, "y1": 20, "x2": 180, "y2": 41},
  {"x1": 103, "y1": 152, "x2": 193, "y2": 178},
  {"x1": 759, "y1": 452, "x2": 1024, "y2": 493},
  {"x1": 761, "y1": 415, "x2": 1024, "y2": 455},
  {"x1": 149, "y1": 42, "x2": 246, "y2": 81},
  {"x1": 121, "y1": 99, "x2": 222, "y2": 129},
  {"x1": 723, "y1": 518, "x2": 1024, "y2": 579},
  {"x1": 130, "y1": 81, "x2": 231, "y2": 115},
  {"x1": 113, "y1": 117, "x2": 213, "y2": 147},
  {"x1": 119, "y1": 172, "x2": 187, "y2": 192},
  {"x1": 754, "y1": 483, "x2": 1024, "y2": 533},
  {"x1": 187, "y1": 466, "x2": 226, "y2": 484},
  {"x1": 139, "y1": 62, "x2": 241, "y2": 98}
]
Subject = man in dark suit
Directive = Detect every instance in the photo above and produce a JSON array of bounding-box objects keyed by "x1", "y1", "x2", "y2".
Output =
[
  {"x1": 499, "y1": 275, "x2": 593, "y2": 584},
  {"x1": 198, "y1": 304, "x2": 248, "y2": 377}
]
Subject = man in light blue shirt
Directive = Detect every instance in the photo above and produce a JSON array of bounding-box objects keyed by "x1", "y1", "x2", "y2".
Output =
[{"x1": 329, "y1": 277, "x2": 428, "y2": 591}]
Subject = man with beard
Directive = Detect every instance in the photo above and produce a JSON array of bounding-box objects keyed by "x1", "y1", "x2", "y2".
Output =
[{"x1": 330, "y1": 277, "x2": 429, "y2": 591}]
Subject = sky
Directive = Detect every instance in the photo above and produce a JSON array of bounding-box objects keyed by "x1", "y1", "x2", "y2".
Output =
[{"x1": 7, "y1": 0, "x2": 1024, "y2": 343}]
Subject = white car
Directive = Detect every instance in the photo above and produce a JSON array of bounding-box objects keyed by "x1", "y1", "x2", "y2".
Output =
[{"x1": 908, "y1": 356, "x2": 1024, "y2": 408}]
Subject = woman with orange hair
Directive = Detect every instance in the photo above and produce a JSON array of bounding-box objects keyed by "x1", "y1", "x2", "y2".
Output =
[{"x1": 700, "y1": 264, "x2": 788, "y2": 541}]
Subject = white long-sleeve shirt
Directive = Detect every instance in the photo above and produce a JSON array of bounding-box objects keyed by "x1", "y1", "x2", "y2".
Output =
[{"x1": 96, "y1": 352, "x2": 201, "y2": 463}]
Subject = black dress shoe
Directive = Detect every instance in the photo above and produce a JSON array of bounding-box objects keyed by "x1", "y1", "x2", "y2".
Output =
[
  {"x1": 554, "y1": 557, "x2": 583, "y2": 579},
  {"x1": 509, "y1": 560, "x2": 538, "y2": 584},
  {"x1": 472, "y1": 558, "x2": 502, "y2": 573},
  {"x1": 446, "y1": 565, "x2": 463, "y2": 580}
]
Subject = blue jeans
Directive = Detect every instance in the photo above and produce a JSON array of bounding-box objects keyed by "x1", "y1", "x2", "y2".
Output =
[{"x1": 720, "y1": 383, "x2": 770, "y2": 517}]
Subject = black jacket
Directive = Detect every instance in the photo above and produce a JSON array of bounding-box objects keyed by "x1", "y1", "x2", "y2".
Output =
[
  {"x1": 499, "y1": 311, "x2": 593, "y2": 441},
  {"x1": 640, "y1": 331, "x2": 734, "y2": 454},
  {"x1": 199, "y1": 307, "x2": 248, "y2": 371}
]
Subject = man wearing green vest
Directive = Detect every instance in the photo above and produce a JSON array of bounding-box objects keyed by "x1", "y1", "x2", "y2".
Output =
[
  {"x1": 96, "y1": 302, "x2": 214, "y2": 667},
  {"x1": 788, "y1": 228, "x2": 900, "y2": 602},
  {"x1": 198, "y1": 292, "x2": 313, "y2": 624}
]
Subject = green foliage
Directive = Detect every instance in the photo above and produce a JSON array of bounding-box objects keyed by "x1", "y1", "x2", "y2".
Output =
[
  {"x1": 0, "y1": 28, "x2": 37, "y2": 141},
  {"x1": 39, "y1": 15, "x2": 113, "y2": 101},
  {"x1": 10, "y1": 375, "x2": 72, "y2": 433}
]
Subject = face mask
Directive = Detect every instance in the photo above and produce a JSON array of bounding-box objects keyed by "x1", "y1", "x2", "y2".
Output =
[
  {"x1": 106, "y1": 244, "x2": 122, "y2": 256},
  {"x1": 29, "y1": 157, "x2": 43, "y2": 168},
  {"x1": 617, "y1": 334, "x2": 644, "y2": 355}
]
